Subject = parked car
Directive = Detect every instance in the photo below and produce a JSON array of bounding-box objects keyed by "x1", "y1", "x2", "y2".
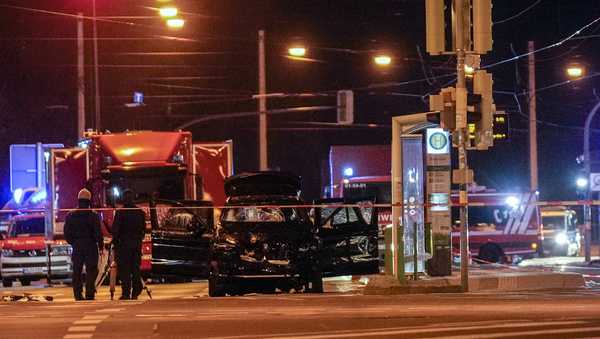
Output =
[{"x1": 208, "y1": 172, "x2": 379, "y2": 297}]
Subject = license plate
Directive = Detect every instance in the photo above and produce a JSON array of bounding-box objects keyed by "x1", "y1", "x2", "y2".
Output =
[{"x1": 23, "y1": 267, "x2": 43, "y2": 274}]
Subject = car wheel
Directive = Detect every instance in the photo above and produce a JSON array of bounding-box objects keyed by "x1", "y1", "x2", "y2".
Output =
[
  {"x1": 478, "y1": 244, "x2": 503, "y2": 264},
  {"x1": 208, "y1": 274, "x2": 225, "y2": 297},
  {"x1": 2, "y1": 279, "x2": 13, "y2": 288},
  {"x1": 20, "y1": 279, "x2": 31, "y2": 286}
]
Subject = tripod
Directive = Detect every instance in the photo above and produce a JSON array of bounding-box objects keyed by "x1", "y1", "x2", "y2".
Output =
[{"x1": 96, "y1": 243, "x2": 152, "y2": 300}]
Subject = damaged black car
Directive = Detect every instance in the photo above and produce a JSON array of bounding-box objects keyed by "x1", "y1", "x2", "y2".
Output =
[{"x1": 208, "y1": 172, "x2": 379, "y2": 297}]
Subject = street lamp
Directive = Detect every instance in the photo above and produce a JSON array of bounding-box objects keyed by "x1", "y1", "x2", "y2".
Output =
[
  {"x1": 566, "y1": 64, "x2": 585, "y2": 79},
  {"x1": 373, "y1": 54, "x2": 392, "y2": 66},
  {"x1": 577, "y1": 177, "x2": 589, "y2": 189},
  {"x1": 288, "y1": 46, "x2": 307, "y2": 57},
  {"x1": 166, "y1": 18, "x2": 185, "y2": 29},
  {"x1": 159, "y1": 7, "x2": 178, "y2": 18}
]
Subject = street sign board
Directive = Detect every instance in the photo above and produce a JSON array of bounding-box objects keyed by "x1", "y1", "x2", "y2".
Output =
[{"x1": 591, "y1": 173, "x2": 600, "y2": 192}]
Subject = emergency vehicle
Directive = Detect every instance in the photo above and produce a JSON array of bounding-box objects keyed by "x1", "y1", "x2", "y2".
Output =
[
  {"x1": 1, "y1": 131, "x2": 233, "y2": 283},
  {"x1": 540, "y1": 207, "x2": 580, "y2": 256},
  {"x1": 340, "y1": 175, "x2": 542, "y2": 264},
  {"x1": 1, "y1": 213, "x2": 71, "y2": 287}
]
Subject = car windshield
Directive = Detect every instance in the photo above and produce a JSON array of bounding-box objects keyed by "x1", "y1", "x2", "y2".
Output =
[
  {"x1": 222, "y1": 207, "x2": 288, "y2": 223},
  {"x1": 10, "y1": 217, "x2": 45, "y2": 237},
  {"x1": 542, "y1": 216, "x2": 565, "y2": 230}
]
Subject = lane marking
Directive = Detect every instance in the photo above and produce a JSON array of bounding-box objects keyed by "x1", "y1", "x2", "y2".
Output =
[
  {"x1": 64, "y1": 335, "x2": 93, "y2": 339},
  {"x1": 209, "y1": 320, "x2": 587, "y2": 339},
  {"x1": 437, "y1": 326, "x2": 600, "y2": 339},
  {"x1": 82, "y1": 315, "x2": 110, "y2": 320},
  {"x1": 95, "y1": 308, "x2": 124, "y2": 313},
  {"x1": 73, "y1": 319, "x2": 104, "y2": 325},
  {"x1": 67, "y1": 326, "x2": 97, "y2": 332}
]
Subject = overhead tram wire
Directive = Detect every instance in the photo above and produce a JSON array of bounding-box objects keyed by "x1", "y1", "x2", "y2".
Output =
[
  {"x1": 482, "y1": 15, "x2": 600, "y2": 70},
  {"x1": 493, "y1": 0, "x2": 543, "y2": 25}
]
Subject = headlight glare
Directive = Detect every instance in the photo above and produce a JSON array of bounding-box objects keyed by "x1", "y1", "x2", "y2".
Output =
[{"x1": 555, "y1": 232, "x2": 569, "y2": 245}]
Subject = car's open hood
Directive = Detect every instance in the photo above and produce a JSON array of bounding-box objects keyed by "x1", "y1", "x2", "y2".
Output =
[{"x1": 224, "y1": 172, "x2": 301, "y2": 197}]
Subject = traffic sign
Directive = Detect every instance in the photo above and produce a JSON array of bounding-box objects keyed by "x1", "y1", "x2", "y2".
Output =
[
  {"x1": 426, "y1": 128, "x2": 450, "y2": 155},
  {"x1": 590, "y1": 173, "x2": 600, "y2": 192}
]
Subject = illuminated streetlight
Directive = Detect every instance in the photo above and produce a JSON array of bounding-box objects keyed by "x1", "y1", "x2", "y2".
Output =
[
  {"x1": 577, "y1": 177, "x2": 589, "y2": 188},
  {"x1": 373, "y1": 54, "x2": 392, "y2": 66},
  {"x1": 566, "y1": 65, "x2": 584, "y2": 79},
  {"x1": 288, "y1": 46, "x2": 307, "y2": 57},
  {"x1": 166, "y1": 18, "x2": 185, "y2": 29},
  {"x1": 464, "y1": 64, "x2": 475, "y2": 76},
  {"x1": 159, "y1": 7, "x2": 178, "y2": 18}
]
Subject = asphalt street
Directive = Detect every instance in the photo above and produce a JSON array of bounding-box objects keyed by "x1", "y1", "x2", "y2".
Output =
[{"x1": 1, "y1": 276, "x2": 600, "y2": 339}]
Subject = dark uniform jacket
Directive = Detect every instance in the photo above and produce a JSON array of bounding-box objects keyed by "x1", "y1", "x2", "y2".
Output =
[
  {"x1": 112, "y1": 204, "x2": 146, "y2": 249},
  {"x1": 64, "y1": 210, "x2": 103, "y2": 250}
]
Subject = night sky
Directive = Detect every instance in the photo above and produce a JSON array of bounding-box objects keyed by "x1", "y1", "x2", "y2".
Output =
[{"x1": 0, "y1": 0, "x2": 599, "y2": 203}]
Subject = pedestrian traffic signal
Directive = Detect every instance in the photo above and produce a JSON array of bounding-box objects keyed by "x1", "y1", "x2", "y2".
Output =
[
  {"x1": 471, "y1": 70, "x2": 494, "y2": 149},
  {"x1": 428, "y1": 87, "x2": 456, "y2": 131}
]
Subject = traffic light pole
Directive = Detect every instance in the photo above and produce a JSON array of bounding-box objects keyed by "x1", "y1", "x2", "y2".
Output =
[{"x1": 455, "y1": 0, "x2": 470, "y2": 293}]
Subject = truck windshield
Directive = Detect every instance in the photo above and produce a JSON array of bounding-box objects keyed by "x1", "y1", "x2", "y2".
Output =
[
  {"x1": 10, "y1": 218, "x2": 45, "y2": 237},
  {"x1": 110, "y1": 174, "x2": 185, "y2": 201},
  {"x1": 542, "y1": 216, "x2": 565, "y2": 230},
  {"x1": 343, "y1": 181, "x2": 390, "y2": 203}
]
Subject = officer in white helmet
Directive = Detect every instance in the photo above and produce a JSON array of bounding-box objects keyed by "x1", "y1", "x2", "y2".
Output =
[{"x1": 64, "y1": 188, "x2": 103, "y2": 301}]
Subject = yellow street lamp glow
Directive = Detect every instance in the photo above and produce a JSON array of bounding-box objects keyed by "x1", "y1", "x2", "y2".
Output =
[
  {"x1": 464, "y1": 64, "x2": 475, "y2": 75},
  {"x1": 566, "y1": 66, "x2": 584, "y2": 78},
  {"x1": 288, "y1": 46, "x2": 307, "y2": 57},
  {"x1": 159, "y1": 7, "x2": 178, "y2": 18},
  {"x1": 374, "y1": 55, "x2": 392, "y2": 66},
  {"x1": 166, "y1": 18, "x2": 185, "y2": 29}
]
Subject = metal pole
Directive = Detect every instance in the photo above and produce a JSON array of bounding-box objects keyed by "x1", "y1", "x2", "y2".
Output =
[
  {"x1": 413, "y1": 222, "x2": 418, "y2": 280},
  {"x1": 528, "y1": 41, "x2": 538, "y2": 192},
  {"x1": 455, "y1": 0, "x2": 469, "y2": 292},
  {"x1": 258, "y1": 30, "x2": 268, "y2": 170},
  {"x1": 92, "y1": 0, "x2": 101, "y2": 131},
  {"x1": 391, "y1": 118, "x2": 405, "y2": 283},
  {"x1": 77, "y1": 13, "x2": 86, "y2": 140},
  {"x1": 583, "y1": 101, "x2": 600, "y2": 262}
]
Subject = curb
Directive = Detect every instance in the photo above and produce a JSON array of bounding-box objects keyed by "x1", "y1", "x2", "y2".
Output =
[{"x1": 363, "y1": 271, "x2": 585, "y2": 295}]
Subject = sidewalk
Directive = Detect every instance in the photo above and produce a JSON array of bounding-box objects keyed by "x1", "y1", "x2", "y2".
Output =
[{"x1": 363, "y1": 267, "x2": 585, "y2": 294}]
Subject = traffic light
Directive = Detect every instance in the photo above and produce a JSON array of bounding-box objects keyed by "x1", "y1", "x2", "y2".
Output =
[
  {"x1": 337, "y1": 90, "x2": 354, "y2": 125},
  {"x1": 472, "y1": 70, "x2": 494, "y2": 149},
  {"x1": 425, "y1": 0, "x2": 445, "y2": 55},
  {"x1": 472, "y1": 0, "x2": 493, "y2": 54},
  {"x1": 428, "y1": 87, "x2": 456, "y2": 131}
]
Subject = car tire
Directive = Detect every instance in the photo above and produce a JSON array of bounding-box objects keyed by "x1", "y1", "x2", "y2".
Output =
[
  {"x1": 2, "y1": 279, "x2": 12, "y2": 288},
  {"x1": 19, "y1": 279, "x2": 31, "y2": 286},
  {"x1": 208, "y1": 274, "x2": 225, "y2": 297}
]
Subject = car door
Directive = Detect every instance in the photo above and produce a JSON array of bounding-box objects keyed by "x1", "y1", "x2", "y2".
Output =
[
  {"x1": 150, "y1": 200, "x2": 213, "y2": 278},
  {"x1": 315, "y1": 198, "x2": 379, "y2": 277}
]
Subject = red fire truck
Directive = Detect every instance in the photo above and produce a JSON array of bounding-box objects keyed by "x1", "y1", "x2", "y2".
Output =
[
  {"x1": 1, "y1": 131, "x2": 233, "y2": 285},
  {"x1": 338, "y1": 175, "x2": 541, "y2": 264}
]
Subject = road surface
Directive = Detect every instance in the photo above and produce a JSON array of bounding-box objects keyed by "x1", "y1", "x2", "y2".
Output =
[{"x1": 2, "y1": 278, "x2": 600, "y2": 338}]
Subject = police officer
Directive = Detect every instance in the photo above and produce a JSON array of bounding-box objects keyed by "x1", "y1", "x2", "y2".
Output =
[
  {"x1": 64, "y1": 188, "x2": 103, "y2": 301},
  {"x1": 112, "y1": 189, "x2": 146, "y2": 300}
]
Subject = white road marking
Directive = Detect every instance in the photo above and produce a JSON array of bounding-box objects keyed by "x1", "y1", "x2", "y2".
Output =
[
  {"x1": 136, "y1": 314, "x2": 186, "y2": 318},
  {"x1": 436, "y1": 326, "x2": 600, "y2": 339},
  {"x1": 63, "y1": 335, "x2": 93, "y2": 339},
  {"x1": 67, "y1": 326, "x2": 97, "y2": 332},
  {"x1": 82, "y1": 315, "x2": 110, "y2": 320},
  {"x1": 73, "y1": 319, "x2": 104, "y2": 325},
  {"x1": 209, "y1": 320, "x2": 587, "y2": 339},
  {"x1": 95, "y1": 308, "x2": 124, "y2": 313}
]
